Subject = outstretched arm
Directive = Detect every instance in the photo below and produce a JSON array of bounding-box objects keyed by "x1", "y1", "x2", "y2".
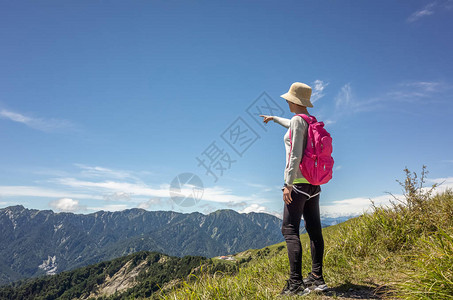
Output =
[{"x1": 272, "y1": 116, "x2": 290, "y2": 128}]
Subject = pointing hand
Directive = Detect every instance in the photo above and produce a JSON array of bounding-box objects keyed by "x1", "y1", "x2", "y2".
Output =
[{"x1": 259, "y1": 115, "x2": 274, "y2": 124}]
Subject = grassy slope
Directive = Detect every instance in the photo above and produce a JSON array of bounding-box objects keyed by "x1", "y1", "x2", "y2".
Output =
[
  {"x1": 152, "y1": 170, "x2": 453, "y2": 300},
  {"x1": 152, "y1": 218, "x2": 397, "y2": 300}
]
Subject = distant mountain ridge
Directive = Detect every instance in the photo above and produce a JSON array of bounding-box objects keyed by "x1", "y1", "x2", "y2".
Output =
[
  {"x1": 0, "y1": 205, "x2": 354, "y2": 285},
  {"x1": 0, "y1": 205, "x2": 283, "y2": 285}
]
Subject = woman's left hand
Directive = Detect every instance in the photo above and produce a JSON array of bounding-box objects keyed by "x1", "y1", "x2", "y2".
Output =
[{"x1": 283, "y1": 185, "x2": 293, "y2": 204}]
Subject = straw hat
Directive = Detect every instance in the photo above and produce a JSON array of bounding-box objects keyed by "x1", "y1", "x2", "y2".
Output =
[{"x1": 280, "y1": 82, "x2": 313, "y2": 108}]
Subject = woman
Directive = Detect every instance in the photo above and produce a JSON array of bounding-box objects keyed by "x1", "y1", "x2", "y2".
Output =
[{"x1": 260, "y1": 82, "x2": 328, "y2": 296}]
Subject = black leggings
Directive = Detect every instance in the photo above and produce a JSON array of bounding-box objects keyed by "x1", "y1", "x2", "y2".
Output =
[{"x1": 281, "y1": 183, "x2": 324, "y2": 281}]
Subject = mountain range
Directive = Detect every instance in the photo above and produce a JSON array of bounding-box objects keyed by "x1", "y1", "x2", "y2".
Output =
[
  {"x1": 0, "y1": 205, "x2": 354, "y2": 286},
  {"x1": 0, "y1": 205, "x2": 283, "y2": 285}
]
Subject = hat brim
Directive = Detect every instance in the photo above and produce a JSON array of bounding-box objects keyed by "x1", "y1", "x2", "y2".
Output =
[{"x1": 280, "y1": 93, "x2": 313, "y2": 108}]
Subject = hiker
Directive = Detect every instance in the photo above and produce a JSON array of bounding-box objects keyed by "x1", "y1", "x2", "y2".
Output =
[{"x1": 260, "y1": 82, "x2": 328, "y2": 296}]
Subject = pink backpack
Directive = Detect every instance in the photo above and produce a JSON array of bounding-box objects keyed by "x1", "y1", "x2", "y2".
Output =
[{"x1": 289, "y1": 114, "x2": 334, "y2": 185}]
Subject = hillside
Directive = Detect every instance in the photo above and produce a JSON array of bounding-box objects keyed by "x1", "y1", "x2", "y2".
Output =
[
  {"x1": 0, "y1": 251, "x2": 228, "y2": 300},
  {"x1": 152, "y1": 169, "x2": 453, "y2": 299}
]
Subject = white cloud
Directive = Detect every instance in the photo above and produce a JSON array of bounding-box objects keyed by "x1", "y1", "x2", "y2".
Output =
[
  {"x1": 74, "y1": 164, "x2": 141, "y2": 181},
  {"x1": 103, "y1": 191, "x2": 132, "y2": 202},
  {"x1": 137, "y1": 197, "x2": 162, "y2": 209},
  {"x1": 87, "y1": 204, "x2": 129, "y2": 212},
  {"x1": 320, "y1": 194, "x2": 393, "y2": 217},
  {"x1": 407, "y1": 2, "x2": 436, "y2": 22},
  {"x1": 52, "y1": 177, "x2": 170, "y2": 198},
  {"x1": 0, "y1": 109, "x2": 31, "y2": 123},
  {"x1": 0, "y1": 185, "x2": 103, "y2": 200},
  {"x1": 202, "y1": 186, "x2": 273, "y2": 203},
  {"x1": 324, "y1": 119, "x2": 336, "y2": 126},
  {"x1": 335, "y1": 83, "x2": 352, "y2": 109},
  {"x1": 387, "y1": 80, "x2": 449, "y2": 102},
  {"x1": 407, "y1": 1, "x2": 453, "y2": 22},
  {"x1": 320, "y1": 177, "x2": 453, "y2": 217},
  {"x1": 426, "y1": 176, "x2": 453, "y2": 194},
  {"x1": 1, "y1": 164, "x2": 275, "y2": 210},
  {"x1": 328, "y1": 79, "x2": 451, "y2": 125},
  {"x1": 332, "y1": 83, "x2": 380, "y2": 117},
  {"x1": 238, "y1": 203, "x2": 282, "y2": 219},
  {"x1": 53, "y1": 177, "x2": 272, "y2": 204},
  {"x1": 311, "y1": 80, "x2": 329, "y2": 103},
  {"x1": 49, "y1": 198, "x2": 85, "y2": 212},
  {"x1": 224, "y1": 201, "x2": 247, "y2": 208},
  {"x1": 401, "y1": 81, "x2": 442, "y2": 92},
  {"x1": 239, "y1": 203, "x2": 268, "y2": 214},
  {"x1": 0, "y1": 108, "x2": 75, "y2": 132},
  {"x1": 44, "y1": 175, "x2": 275, "y2": 205}
]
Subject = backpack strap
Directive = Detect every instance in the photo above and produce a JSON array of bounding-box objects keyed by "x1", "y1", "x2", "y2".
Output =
[
  {"x1": 289, "y1": 114, "x2": 314, "y2": 141},
  {"x1": 296, "y1": 114, "x2": 316, "y2": 124},
  {"x1": 287, "y1": 114, "x2": 313, "y2": 168}
]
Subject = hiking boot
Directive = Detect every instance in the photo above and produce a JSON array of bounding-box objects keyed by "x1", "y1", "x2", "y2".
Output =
[
  {"x1": 280, "y1": 278, "x2": 292, "y2": 295},
  {"x1": 303, "y1": 272, "x2": 328, "y2": 292},
  {"x1": 280, "y1": 278, "x2": 311, "y2": 296}
]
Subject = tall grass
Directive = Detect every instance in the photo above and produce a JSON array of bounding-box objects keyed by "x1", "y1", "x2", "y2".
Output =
[
  {"x1": 328, "y1": 166, "x2": 453, "y2": 298},
  {"x1": 400, "y1": 228, "x2": 453, "y2": 299},
  {"x1": 152, "y1": 166, "x2": 453, "y2": 299},
  {"x1": 335, "y1": 166, "x2": 451, "y2": 256}
]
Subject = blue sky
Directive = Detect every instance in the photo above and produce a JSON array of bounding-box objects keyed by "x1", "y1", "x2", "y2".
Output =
[{"x1": 1, "y1": 0, "x2": 452, "y2": 218}]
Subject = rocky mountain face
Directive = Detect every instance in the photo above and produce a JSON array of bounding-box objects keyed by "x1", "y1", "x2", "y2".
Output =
[
  {"x1": 0, "y1": 251, "x2": 224, "y2": 300},
  {"x1": 0, "y1": 206, "x2": 283, "y2": 285}
]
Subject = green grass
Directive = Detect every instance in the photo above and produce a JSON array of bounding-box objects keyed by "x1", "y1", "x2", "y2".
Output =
[{"x1": 150, "y1": 167, "x2": 453, "y2": 299}]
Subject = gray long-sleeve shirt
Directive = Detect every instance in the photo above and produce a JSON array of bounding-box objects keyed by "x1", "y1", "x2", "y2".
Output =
[{"x1": 273, "y1": 115, "x2": 309, "y2": 186}]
